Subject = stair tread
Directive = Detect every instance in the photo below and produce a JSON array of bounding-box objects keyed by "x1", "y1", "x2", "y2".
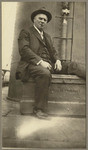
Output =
[{"x1": 23, "y1": 74, "x2": 85, "y2": 84}]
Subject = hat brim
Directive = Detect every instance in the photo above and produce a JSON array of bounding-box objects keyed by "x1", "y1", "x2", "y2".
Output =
[{"x1": 31, "y1": 9, "x2": 52, "y2": 23}]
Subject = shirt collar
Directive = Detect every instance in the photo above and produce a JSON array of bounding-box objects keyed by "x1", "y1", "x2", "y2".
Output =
[{"x1": 33, "y1": 24, "x2": 43, "y2": 35}]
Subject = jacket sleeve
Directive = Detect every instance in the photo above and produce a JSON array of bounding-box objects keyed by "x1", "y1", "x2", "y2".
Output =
[{"x1": 18, "y1": 29, "x2": 42, "y2": 65}]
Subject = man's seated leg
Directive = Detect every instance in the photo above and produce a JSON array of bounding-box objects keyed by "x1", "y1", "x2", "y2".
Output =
[
  {"x1": 28, "y1": 64, "x2": 52, "y2": 119},
  {"x1": 67, "y1": 61, "x2": 86, "y2": 79}
]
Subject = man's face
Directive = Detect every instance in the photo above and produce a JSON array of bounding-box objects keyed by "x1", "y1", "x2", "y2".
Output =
[{"x1": 33, "y1": 14, "x2": 48, "y2": 31}]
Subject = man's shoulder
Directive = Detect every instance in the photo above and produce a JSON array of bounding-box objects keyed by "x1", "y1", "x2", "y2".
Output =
[
  {"x1": 20, "y1": 26, "x2": 33, "y2": 33},
  {"x1": 18, "y1": 26, "x2": 33, "y2": 38}
]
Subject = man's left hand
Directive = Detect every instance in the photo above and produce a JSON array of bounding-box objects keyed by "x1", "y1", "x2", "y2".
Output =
[{"x1": 54, "y1": 60, "x2": 62, "y2": 71}]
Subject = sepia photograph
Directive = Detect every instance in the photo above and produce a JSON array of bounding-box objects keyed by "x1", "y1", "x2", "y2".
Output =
[{"x1": 1, "y1": 1, "x2": 87, "y2": 149}]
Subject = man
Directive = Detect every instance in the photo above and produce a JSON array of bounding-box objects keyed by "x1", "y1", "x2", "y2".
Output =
[{"x1": 16, "y1": 8, "x2": 85, "y2": 119}]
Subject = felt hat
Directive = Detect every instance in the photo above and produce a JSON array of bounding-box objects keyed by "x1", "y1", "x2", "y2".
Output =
[{"x1": 31, "y1": 7, "x2": 52, "y2": 22}]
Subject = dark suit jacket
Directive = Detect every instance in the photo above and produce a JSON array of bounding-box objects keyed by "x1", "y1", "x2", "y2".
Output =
[{"x1": 16, "y1": 26, "x2": 59, "y2": 81}]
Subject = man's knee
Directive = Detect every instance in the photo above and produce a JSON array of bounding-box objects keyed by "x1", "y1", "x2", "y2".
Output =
[
  {"x1": 35, "y1": 68, "x2": 52, "y2": 86},
  {"x1": 41, "y1": 68, "x2": 51, "y2": 79}
]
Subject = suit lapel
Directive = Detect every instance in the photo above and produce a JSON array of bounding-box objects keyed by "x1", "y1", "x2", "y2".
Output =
[
  {"x1": 31, "y1": 26, "x2": 46, "y2": 46},
  {"x1": 43, "y1": 32, "x2": 54, "y2": 58},
  {"x1": 44, "y1": 32, "x2": 52, "y2": 49}
]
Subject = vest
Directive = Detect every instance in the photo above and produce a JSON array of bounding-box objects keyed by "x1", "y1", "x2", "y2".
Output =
[{"x1": 40, "y1": 36, "x2": 52, "y2": 64}]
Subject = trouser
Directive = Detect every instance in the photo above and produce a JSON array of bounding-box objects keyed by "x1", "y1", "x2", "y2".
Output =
[
  {"x1": 27, "y1": 64, "x2": 52, "y2": 112},
  {"x1": 27, "y1": 61, "x2": 86, "y2": 112}
]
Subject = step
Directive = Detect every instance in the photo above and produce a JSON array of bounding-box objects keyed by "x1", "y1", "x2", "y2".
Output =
[
  {"x1": 20, "y1": 74, "x2": 86, "y2": 116},
  {"x1": 20, "y1": 100, "x2": 85, "y2": 116}
]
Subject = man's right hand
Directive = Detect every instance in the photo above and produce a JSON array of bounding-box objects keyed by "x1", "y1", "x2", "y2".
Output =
[{"x1": 40, "y1": 60, "x2": 52, "y2": 70}]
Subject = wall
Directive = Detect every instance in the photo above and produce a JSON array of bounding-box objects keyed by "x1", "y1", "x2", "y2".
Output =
[{"x1": 72, "y1": 2, "x2": 85, "y2": 64}]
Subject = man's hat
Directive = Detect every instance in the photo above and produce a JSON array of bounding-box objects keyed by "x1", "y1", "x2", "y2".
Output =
[{"x1": 31, "y1": 7, "x2": 52, "y2": 23}]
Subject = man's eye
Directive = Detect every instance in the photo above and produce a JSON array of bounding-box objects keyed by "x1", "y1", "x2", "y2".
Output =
[
  {"x1": 44, "y1": 19, "x2": 47, "y2": 21},
  {"x1": 39, "y1": 18, "x2": 42, "y2": 20},
  {"x1": 39, "y1": 18, "x2": 47, "y2": 22}
]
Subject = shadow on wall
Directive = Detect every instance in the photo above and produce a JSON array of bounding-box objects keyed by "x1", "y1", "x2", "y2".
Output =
[{"x1": 2, "y1": 70, "x2": 10, "y2": 87}]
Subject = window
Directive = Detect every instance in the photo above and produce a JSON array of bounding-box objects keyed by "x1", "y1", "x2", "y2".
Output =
[{"x1": 53, "y1": 2, "x2": 74, "y2": 62}]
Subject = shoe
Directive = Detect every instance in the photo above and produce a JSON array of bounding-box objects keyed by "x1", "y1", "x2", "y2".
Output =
[
  {"x1": 33, "y1": 108, "x2": 37, "y2": 114},
  {"x1": 33, "y1": 109, "x2": 50, "y2": 120}
]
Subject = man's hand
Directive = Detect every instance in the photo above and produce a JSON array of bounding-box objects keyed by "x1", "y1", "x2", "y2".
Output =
[
  {"x1": 54, "y1": 60, "x2": 62, "y2": 71},
  {"x1": 40, "y1": 60, "x2": 52, "y2": 70}
]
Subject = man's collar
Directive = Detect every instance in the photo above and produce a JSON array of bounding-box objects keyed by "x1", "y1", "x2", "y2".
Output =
[{"x1": 33, "y1": 24, "x2": 43, "y2": 35}]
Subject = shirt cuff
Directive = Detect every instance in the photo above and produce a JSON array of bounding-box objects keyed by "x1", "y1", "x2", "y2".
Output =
[
  {"x1": 56, "y1": 60, "x2": 61, "y2": 63},
  {"x1": 37, "y1": 60, "x2": 43, "y2": 65}
]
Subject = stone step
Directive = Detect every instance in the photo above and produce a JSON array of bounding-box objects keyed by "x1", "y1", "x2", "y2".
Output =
[
  {"x1": 20, "y1": 100, "x2": 85, "y2": 116},
  {"x1": 22, "y1": 75, "x2": 85, "y2": 102},
  {"x1": 8, "y1": 74, "x2": 86, "y2": 102},
  {"x1": 20, "y1": 75, "x2": 86, "y2": 116}
]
